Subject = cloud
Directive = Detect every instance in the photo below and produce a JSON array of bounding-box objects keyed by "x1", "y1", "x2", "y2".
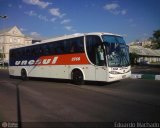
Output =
[
  {"x1": 64, "y1": 26, "x2": 76, "y2": 32},
  {"x1": 65, "y1": 26, "x2": 72, "y2": 31},
  {"x1": 24, "y1": 10, "x2": 37, "y2": 16},
  {"x1": 38, "y1": 14, "x2": 49, "y2": 21},
  {"x1": 104, "y1": 3, "x2": 127, "y2": 15},
  {"x1": 121, "y1": 10, "x2": 127, "y2": 15},
  {"x1": 49, "y1": 8, "x2": 66, "y2": 18},
  {"x1": 49, "y1": 8, "x2": 61, "y2": 17},
  {"x1": 30, "y1": 32, "x2": 40, "y2": 36},
  {"x1": 20, "y1": 27, "x2": 27, "y2": 32},
  {"x1": 104, "y1": 3, "x2": 119, "y2": 10},
  {"x1": 50, "y1": 18, "x2": 57, "y2": 22},
  {"x1": 61, "y1": 19, "x2": 71, "y2": 24},
  {"x1": 23, "y1": 0, "x2": 52, "y2": 9},
  {"x1": 25, "y1": 10, "x2": 50, "y2": 22}
]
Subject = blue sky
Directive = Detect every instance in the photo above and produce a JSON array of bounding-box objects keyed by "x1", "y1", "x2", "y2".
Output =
[{"x1": 0, "y1": 0, "x2": 160, "y2": 43}]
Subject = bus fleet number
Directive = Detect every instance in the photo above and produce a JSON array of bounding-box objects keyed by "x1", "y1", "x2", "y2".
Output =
[{"x1": 71, "y1": 57, "x2": 80, "y2": 61}]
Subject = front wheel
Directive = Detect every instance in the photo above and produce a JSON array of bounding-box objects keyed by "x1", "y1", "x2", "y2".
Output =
[{"x1": 72, "y1": 69, "x2": 84, "y2": 85}]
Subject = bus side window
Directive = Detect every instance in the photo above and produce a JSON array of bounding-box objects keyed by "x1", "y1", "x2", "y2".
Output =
[
  {"x1": 22, "y1": 48, "x2": 26, "y2": 58},
  {"x1": 48, "y1": 43, "x2": 54, "y2": 55},
  {"x1": 10, "y1": 50, "x2": 15, "y2": 59},
  {"x1": 43, "y1": 45, "x2": 47, "y2": 55},
  {"x1": 57, "y1": 41, "x2": 65, "y2": 54},
  {"x1": 17, "y1": 49, "x2": 21, "y2": 59},
  {"x1": 76, "y1": 37, "x2": 84, "y2": 53},
  {"x1": 70, "y1": 42, "x2": 75, "y2": 53},
  {"x1": 70, "y1": 38, "x2": 78, "y2": 53},
  {"x1": 31, "y1": 47, "x2": 36, "y2": 57},
  {"x1": 39, "y1": 45, "x2": 44, "y2": 56},
  {"x1": 45, "y1": 44, "x2": 50, "y2": 55}
]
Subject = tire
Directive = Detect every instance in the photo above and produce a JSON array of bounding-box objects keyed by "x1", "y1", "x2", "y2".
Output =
[
  {"x1": 21, "y1": 69, "x2": 28, "y2": 81},
  {"x1": 72, "y1": 69, "x2": 84, "y2": 85},
  {"x1": 9, "y1": 75, "x2": 14, "y2": 79}
]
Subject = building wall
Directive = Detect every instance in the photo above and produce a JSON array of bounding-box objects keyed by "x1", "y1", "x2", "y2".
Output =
[{"x1": 0, "y1": 26, "x2": 32, "y2": 62}]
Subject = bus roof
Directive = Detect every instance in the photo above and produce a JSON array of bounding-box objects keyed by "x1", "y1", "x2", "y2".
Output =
[
  {"x1": 41, "y1": 32, "x2": 121, "y2": 43},
  {"x1": 10, "y1": 32, "x2": 122, "y2": 50}
]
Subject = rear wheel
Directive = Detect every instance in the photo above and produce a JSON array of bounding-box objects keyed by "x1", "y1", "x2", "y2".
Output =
[
  {"x1": 21, "y1": 69, "x2": 28, "y2": 81},
  {"x1": 72, "y1": 69, "x2": 84, "y2": 85}
]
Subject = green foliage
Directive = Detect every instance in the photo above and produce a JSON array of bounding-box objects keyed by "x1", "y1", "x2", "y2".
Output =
[
  {"x1": 129, "y1": 53, "x2": 138, "y2": 65},
  {"x1": 0, "y1": 53, "x2": 5, "y2": 58},
  {"x1": 151, "y1": 29, "x2": 160, "y2": 49}
]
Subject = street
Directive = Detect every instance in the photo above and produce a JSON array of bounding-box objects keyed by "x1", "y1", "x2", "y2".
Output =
[{"x1": 0, "y1": 69, "x2": 160, "y2": 127}]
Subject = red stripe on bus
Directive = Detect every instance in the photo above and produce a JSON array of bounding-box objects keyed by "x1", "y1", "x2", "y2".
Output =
[{"x1": 36, "y1": 53, "x2": 90, "y2": 65}]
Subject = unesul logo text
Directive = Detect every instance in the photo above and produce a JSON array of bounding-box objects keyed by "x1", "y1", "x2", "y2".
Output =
[{"x1": 15, "y1": 56, "x2": 58, "y2": 66}]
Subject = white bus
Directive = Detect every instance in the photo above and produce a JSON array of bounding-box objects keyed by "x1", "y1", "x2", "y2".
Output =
[{"x1": 9, "y1": 32, "x2": 131, "y2": 84}]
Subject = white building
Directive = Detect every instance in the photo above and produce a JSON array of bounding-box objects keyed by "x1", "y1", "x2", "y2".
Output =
[
  {"x1": 129, "y1": 45, "x2": 160, "y2": 64},
  {"x1": 0, "y1": 26, "x2": 32, "y2": 63},
  {"x1": 129, "y1": 40, "x2": 152, "y2": 47}
]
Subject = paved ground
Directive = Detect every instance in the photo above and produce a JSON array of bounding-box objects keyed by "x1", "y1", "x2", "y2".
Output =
[
  {"x1": 131, "y1": 65, "x2": 160, "y2": 75},
  {"x1": 0, "y1": 69, "x2": 160, "y2": 128}
]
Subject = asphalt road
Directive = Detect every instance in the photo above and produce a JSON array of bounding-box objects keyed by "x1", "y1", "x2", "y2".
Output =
[
  {"x1": 0, "y1": 69, "x2": 160, "y2": 127},
  {"x1": 131, "y1": 65, "x2": 160, "y2": 75}
]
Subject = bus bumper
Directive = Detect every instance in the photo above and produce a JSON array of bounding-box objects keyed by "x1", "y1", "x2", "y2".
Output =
[{"x1": 107, "y1": 71, "x2": 131, "y2": 82}]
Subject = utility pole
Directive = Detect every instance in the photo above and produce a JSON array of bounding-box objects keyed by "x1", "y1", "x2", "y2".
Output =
[{"x1": 0, "y1": 15, "x2": 7, "y2": 67}]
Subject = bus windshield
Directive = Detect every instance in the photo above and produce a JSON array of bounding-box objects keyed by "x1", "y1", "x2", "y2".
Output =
[{"x1": 102, "y1": 35, "x2": 130, "y2": 67}]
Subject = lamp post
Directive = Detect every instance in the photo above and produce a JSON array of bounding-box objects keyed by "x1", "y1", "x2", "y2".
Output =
[{"x1": 0, "y1": 15, "x2": 7, "y2": 67}]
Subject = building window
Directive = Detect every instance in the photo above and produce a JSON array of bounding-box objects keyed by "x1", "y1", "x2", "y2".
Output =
[
  {"x1": 10, "y1": 38, "x2": 13, "y2": 43},
  {"x1": 18, "y1": 39, "x2": 21, "y2": 43},
  {"x1": 13, "y1": 38, "x2": 17, "y2": 43}
]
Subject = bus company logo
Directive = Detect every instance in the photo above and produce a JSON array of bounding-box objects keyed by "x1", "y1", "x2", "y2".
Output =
[{"x1": 15, "y1": 56, "x2": 58, "y2": 66}]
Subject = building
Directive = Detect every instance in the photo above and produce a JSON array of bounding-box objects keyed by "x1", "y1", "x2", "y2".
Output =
[
  {"x1": 129, "y1": 45, "x2": 160, "y2": 64},
  {"x1": 141, "y1": 40, "x2": 152, "y2": 47},
  {"x1": 0, "y1": 26, "x2": 32, "y2": 63},
  {"x1": 129, "y1": 40, "x2": 152, "y2": 48}
]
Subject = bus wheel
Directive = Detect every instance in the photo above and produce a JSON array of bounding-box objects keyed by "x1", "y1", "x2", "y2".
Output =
[
  {"x1": 72, "y1": 69, "x2": 84, "y2": 85},
  {"x1": 21, "y1": 69, "x2": 28, "y2": 81}
]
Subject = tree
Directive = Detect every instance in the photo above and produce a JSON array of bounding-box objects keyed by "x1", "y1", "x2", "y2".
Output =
[
  {"x1": 0, "y1": 53, "x2": 5, "y2": 61},
  {"x1": 129, "y1": 53, "x2": 139, "y2": 65},
  {"x1": 0, "y1": 53, "x2": 3, "y2": 59},
  {"x1": 151, "y1": 29, "x2": 160, "y2": 49}
]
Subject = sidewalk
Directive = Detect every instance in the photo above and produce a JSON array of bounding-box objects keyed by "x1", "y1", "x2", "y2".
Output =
[{"x1": 131, "y1": 65, "x2": 160, "y2": 80}]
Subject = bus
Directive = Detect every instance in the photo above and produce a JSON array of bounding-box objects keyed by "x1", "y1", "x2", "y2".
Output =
[{"x1": 9, "y1": 32, "x2": 131, "y2": 84}]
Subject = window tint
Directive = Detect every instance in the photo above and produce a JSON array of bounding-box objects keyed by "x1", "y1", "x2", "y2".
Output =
[
  {"x1": 56, "y1": 41, "x2": 65, "y2": 54},
  {"x1": 9, "y1": 36, "x2": 85, "y2": 61},
  {"x1": 66, "y1": 37, "x2": 84, "y2": 54}
]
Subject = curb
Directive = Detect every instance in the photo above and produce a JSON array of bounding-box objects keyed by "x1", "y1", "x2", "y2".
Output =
[{"x1": 131, "y1": 74, "x2": 160, "y2": 80}]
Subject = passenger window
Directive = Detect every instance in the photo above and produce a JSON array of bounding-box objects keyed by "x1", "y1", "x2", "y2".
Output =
[{"x1": 68, "y1": 37, "x2": 84, "y2": 53}]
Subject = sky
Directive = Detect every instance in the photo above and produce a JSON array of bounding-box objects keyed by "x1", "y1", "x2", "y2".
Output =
[{"x1": 0, "y1": 0, "x2": 160, "y2": 43}]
